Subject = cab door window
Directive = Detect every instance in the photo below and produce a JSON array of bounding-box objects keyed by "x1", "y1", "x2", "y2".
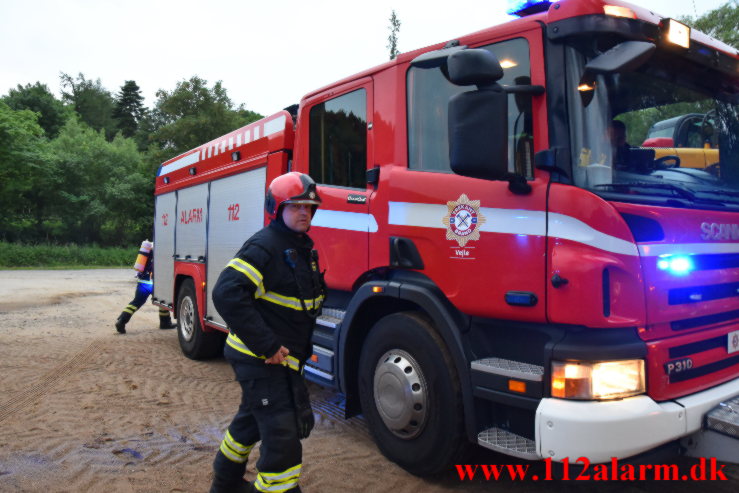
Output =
[
  {"x1": 407, "y1": 38, "x2": 533, "y2": 177},
  {"x1": 309, "y1": 89, "x2": 367, "y2": 188}
]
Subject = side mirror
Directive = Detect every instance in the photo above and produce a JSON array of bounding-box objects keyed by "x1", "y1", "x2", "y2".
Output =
[
  {"x1": 447, "y1": 49, "x2": 509, "y2": 181},
  {"x1": 447, "y1": 49, "x2": 504, "y2": 87}
]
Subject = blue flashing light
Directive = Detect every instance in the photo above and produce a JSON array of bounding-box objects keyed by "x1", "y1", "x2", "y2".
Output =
[
  {"x1": 657, "y1": 255, "x2": 694, "y2": 276},
  {"x1": 508, "y1": 0, "x2": 559, "y2": 17}
]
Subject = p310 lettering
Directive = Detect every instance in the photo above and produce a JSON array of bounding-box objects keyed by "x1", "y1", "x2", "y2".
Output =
[{"x1": 665, "y1": 358, "x2": 693, "y2": 375}]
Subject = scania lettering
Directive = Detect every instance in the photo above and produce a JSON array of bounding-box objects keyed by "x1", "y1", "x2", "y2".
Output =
[{"x1": 153, "y1": 0, "x2": 739, "y2": 474}]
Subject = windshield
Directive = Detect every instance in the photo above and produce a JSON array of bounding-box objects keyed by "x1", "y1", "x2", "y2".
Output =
[{"x1": 565, "y1": 38, "x2": 739, "y2": 211}]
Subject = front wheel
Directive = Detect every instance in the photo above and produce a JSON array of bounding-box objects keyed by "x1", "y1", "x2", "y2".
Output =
[
  {"x1": 358, "y1": 311, "x2": 468, "y2": 476},
  {"x1": 177, "y1": 279, "x2": 224, "y2": 359}
]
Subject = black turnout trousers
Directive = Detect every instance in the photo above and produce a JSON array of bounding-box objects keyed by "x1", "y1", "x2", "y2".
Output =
[{"x1": 213, "y1": 343, "x2": 302, "y2": 491}]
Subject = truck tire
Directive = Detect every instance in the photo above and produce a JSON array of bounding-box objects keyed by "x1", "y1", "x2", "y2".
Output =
[
  {"x1": 177, "y1": 279, "x2": 223, "y2": 360},
  {"x1": 358, "y1": 311, "x2": 467, "y2": 476}
]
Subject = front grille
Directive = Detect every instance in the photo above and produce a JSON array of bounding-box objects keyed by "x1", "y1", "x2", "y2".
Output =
[
  {"x1": 690, "y1": 253, "x2": 739, "y2": 271},
  {"x1": 671, "y1": 310, "x2": 739, "y2": 332},
  {"x1": 669, "y1": 355, "x2": 739, "y2": 383},
  {"x1": 669, "y1": 335, "x2": 727, "y2": 358},
  {"x1": 669, "y1": 282, "x2": 739, "y2": 305},
  {"x1": 648, "y1": 323, "x2": 739, "y2": 401}
]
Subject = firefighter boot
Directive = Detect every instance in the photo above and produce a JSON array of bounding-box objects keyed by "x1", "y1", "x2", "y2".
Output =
[
  {"x1": 115, "y1": 312, "x2": 131, "y2": 334},
  {"x1": 208, "y1": 476, "x2": 252, "y2": 493},
  {"x1": 159, "y1": 316, "x2": 176, "y2": 330}
]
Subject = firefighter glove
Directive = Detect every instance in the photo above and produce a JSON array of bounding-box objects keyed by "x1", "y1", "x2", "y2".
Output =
[{"x1": 288, "y1": 371, "x2": 314, "y2": 439}]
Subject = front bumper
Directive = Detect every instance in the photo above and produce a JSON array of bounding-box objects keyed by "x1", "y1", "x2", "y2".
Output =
[{"x1": 534, "y1": 377, "x2": 739, "y2": 463}]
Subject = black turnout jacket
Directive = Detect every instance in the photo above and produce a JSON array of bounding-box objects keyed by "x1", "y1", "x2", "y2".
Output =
[{"x1": 213, "y1": 220, "x2": 324, "y2": 365}]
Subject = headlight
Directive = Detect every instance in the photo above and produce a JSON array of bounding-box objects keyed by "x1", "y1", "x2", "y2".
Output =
[{"x1": 551, "y1": 359, "x2": 645, "y2": 400}]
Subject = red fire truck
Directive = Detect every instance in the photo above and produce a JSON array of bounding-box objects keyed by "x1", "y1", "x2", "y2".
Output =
[{"x1": 153, "y1": 0, "x2": 739, "y2": 474}]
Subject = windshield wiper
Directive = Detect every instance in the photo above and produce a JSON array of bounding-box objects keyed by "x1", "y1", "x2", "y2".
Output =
[{"x1": 593, "y1": 182, "x2": 696, "y2": 201}]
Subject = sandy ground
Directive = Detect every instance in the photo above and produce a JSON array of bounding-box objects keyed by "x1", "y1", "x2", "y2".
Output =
[{"x1": 0, "y1": 269, "x2": 737, "y2": 493}]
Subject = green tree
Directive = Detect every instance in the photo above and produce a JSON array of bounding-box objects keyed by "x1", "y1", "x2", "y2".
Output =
[
  {"x1": 60, "y1": 72, "x2": 118, "y2": 140},
  {"x1": 387, "y1": 10, "x2": 401, "y2": 60},
  {"x1": 680, "y1": 1, "x2": 738, "y2": 49},
  {"x1": 2, "y1": 82, "x2": 69, "y2": 138},
  {"x1": 100, "y1": 135, "x2": 153, "y2": 245},
  {"x1": 148, "y1": 76, "x2": 262, "y2": 164},
  {"x1": 0, "y1": 101, "x2": 57, "y2": 241},
  {"x1": 49, "y1": 118, "x2": 152, "y2": 245},
  {"x1": 113, "y1": 80, "x2": 147, "y2": 139}
]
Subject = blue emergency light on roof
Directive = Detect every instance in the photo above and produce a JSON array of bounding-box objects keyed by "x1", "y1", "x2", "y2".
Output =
[
  {"x1": 657, "y1": 255, "x2": 694, "y2": 276},
  {"x1": 508, "y1": 0, "x2": 559, "y2": 17}
]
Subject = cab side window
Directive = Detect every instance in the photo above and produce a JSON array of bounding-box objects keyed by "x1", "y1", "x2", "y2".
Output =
[
  {"x1": 309, "y1": 89, "x2": 367, "y2": 188},
  {"x1": 407, "y1": 38, "x2": 533, "y2": 178}
]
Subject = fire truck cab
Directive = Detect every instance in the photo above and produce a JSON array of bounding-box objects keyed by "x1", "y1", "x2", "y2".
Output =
[{"x1": 154, "y1": 0, "x2": 739, "y2": 474}]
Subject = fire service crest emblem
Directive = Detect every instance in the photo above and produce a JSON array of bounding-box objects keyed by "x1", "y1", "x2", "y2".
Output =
[{"x1": 442, "y1": 194, "x2": 486, "y2": 247}]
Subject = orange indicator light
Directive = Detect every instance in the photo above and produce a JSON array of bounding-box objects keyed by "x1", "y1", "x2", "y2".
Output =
[{"x1": 508, "y1": 380, "x2": 527, "y2": 393}]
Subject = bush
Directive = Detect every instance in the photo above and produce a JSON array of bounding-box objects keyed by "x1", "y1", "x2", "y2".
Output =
[{"x1": 0, "y1": 242, "x2": 135, "y2": 268}]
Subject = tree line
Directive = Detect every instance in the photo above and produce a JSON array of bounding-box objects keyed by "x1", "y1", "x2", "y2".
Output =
[
  {"x1": 1, "y1": 2, "x2": 736, "y2": 248},
  {"x1": 0, "y1": 74, "x2": 262, "y2": 247}
]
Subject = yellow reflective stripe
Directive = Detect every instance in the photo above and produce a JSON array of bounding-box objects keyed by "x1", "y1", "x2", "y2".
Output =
[
  {"x1": 285, "y1": 355, "x2": 300, "y2": 372},
  {"x1": 258, "y1": 291, "x2": 324, "y2": 312},
  {"x1": 254, "y1": 478, "x2": 299, "y2": 492},
  {"x1": 226, "y1": 333, "x2": 264, "y2": 359},
  {"x1": 260, "y1": 463, "x2": 301, "y2": 480},
  {"x1": 255, "y1": 464, "x2": 301, "y2": 492},
  {"x1": 227, "y1": 333, "x2": 302, "y2": 372},
  {"x1": 137, "y1": 279, "x2": 153, "y2": 285},
  {"x1": 225, "y1": 430, "x2": 252, "y2": 455},
  {"x1": 226, "y1": 258, "x2": 265, "y2": 296},
  {"x1": 124, "y1": 305, "x2": 138, "y2": 314},
  {"x1": 219, "y1": 430, "x2": 255, "y2": 464},
  {"x1": 220, "y1": 441, "x2": 247, "y2": 463}
]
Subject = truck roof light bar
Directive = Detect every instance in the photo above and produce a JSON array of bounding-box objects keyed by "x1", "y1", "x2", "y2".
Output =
[
  {"x1": 603, "y1": 5, "x2": 637, "y2": 19},
  {"x1": 508, "y1": 0, "x2": 558, "y2": 17},
  {"x1": 662, "y1": 18, "x2": 691, "y2": 49}
]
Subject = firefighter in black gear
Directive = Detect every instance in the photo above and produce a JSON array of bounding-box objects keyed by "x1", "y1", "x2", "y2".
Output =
[
  {"x1": 210, "y1": 172, "x2": 325, "y2": 493},
  {"x1": 115, "y1": 244, "x2": 176, "y2": 334}
]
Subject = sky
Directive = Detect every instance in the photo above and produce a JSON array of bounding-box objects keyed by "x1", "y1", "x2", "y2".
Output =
[{"x1": 0, "y1": 0, "x2": 730, "y2": 117}]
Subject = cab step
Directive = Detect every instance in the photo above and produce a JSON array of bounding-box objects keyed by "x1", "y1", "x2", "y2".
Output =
[
  {"x1": 313, "y1": 308, "x2": 345, "y2": 348},
  {"x1": 471, "y1": 357, "x2": 544, "y2": 381},
  {"x1": 707, "y1": 394, "x2": 739, "y2": 438},
  {"x1": 477, "y1": 427, "x2": 539, "y2": 460},
  {"x1": 316, "y1": 308, "x2": 345, "y2": 329},
  {"x1": 306, "y1": 308, "x2": 346, "y2": 386}
]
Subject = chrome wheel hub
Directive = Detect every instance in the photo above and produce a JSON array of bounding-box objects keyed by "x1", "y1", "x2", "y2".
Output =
[
  {"x1": 373, "y1": 349, "x2": 428, "y2": 439},
  {"x1": 179, "y1": 296, "x2": 194, "y2": 342}
]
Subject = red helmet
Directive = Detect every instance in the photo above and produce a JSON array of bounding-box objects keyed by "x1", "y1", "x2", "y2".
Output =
[{"x1": 265, "y1": 172, "x2": 321, "y2": 220}]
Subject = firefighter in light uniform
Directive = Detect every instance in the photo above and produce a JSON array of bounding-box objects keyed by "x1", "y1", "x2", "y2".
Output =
[
  {"x1": 115, "y1": 243, "x2": 176, "y2": 334},
  {"x1": 210, "y1": 172, "x2": 325, "y2": 493}
]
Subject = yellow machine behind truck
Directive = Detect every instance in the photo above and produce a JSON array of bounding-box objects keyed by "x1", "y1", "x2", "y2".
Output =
[{"x1": 641, "y1": 113, "x2": 720, "y2": 171}]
